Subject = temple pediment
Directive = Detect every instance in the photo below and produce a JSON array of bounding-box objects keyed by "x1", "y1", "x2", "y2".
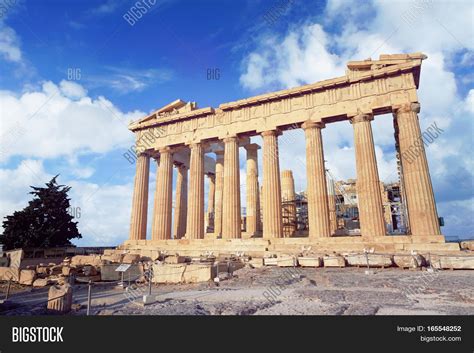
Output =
[{"x1": 131, "y1": 99, "x2": 198, "y2": 128}]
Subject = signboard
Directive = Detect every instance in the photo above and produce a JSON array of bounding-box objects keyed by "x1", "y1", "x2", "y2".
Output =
[{"x1": 115, "y1": 264, "x2": 131, "y2": 272}]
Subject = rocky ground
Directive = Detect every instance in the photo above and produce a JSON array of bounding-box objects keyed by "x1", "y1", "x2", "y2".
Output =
[{"x1": 1, "y1": 266, "x2": 473, "y2": 315}]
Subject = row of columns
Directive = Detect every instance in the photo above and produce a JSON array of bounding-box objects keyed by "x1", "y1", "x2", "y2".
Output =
[{"x1": 129, "y1": 102, "x2": 441, "y2": 240}]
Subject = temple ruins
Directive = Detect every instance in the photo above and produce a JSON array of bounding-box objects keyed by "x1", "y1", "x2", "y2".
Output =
[{"x1": 120, "y1": 53, "x2": 460, "y2": 258}]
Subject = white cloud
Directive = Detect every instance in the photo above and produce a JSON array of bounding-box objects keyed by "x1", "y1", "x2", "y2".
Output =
[
  {"x1": 0, "y1": 24, "x2": 22, "y2": 63},
  {"x1": 59, "y1": 80, "x2": 88, "y2": 100},
  {"x1": 0, "y1": 80, "x2": 144, "y2": 163},
  {"x1": 85, "y1": 67, "x2": 173, "y2": 94}
]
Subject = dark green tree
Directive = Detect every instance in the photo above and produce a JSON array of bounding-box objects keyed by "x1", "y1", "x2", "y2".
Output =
[{"x1": 0, "y1": 175, "x2": 81, "y2": 250}]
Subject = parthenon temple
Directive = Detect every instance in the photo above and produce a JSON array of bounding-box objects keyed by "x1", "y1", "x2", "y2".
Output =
[{"x1": 121, "y1": 53, "x2": 458, "y2": 257}]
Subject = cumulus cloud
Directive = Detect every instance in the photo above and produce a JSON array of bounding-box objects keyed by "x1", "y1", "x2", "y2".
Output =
[
  {"x1": 0, "y1": 80, "x2": 143, "y2": 163},
  {"x1": 0, "y1": 24, "x2": 22, "y2": 63}
]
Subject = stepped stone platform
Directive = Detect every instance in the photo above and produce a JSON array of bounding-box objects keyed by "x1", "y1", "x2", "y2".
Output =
[{"x1": 115, "y1": 236, "x2": 460, "y2": 259}]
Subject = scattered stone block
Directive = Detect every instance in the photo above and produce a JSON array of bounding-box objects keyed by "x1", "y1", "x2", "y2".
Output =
[
  {"x1": 0, "y1": 267, "x2": 20, "y2": 281},
  {"x1": 36, "y1": 265, "x2": 50, "y2": 276},
  {"x1": 323, "y1": 255, "x2": 346, "y2": 268},
  {"x1": 71, "y1": 255, "x2": 102, "y2": 267},
  {"x1": 429, "y1": 254, "x2": 474, "y2": 270},
  {"x1": 83, "y1": 265, "x2": 98, "y2": 276},
  {"x1": 393, "y1": 254, "x2": 425, "y2": 269},
  {"x1": 19, "y1": 269, "x2": 36, "y2": 285},
  {"x1": 460, "y1": 240, "x2": 474, "y2": 251},
  {"x1": 183, "y1": 264, "x2": 213, "y2": 283},
  {"x1": 345, "y1": 254, "x2": 393, "y2": 268},
  {"x1": 33, "y1": 278, "x2": 51, "y2": 287},
  {"x1": 276, "y1": 256, "x2": 297, "y2": 267},
  {"x1": 263, "y1": 257, "x2": 278, "y2": 266},
  {"x1": 152, "y1": 264, "x2": 186, "y2": 283},
  {"x1": 248, "y1": 258, "x2": 264, "y2": 268},
  {"x1": 298, "y1": 256, "x2": 323, "y2": 267},
  {"x1": 164, "y1": 255, "x2": 188, "y2": 264},
  {"x1": 122, "y1": 254, "x2": 141, "y2": 264},
  {"x1": 47, "y1": 283, "x2": 73, "y2": 313},
  {"x1": 101, "y1": 253, "x2": 124, "y2": 263}
]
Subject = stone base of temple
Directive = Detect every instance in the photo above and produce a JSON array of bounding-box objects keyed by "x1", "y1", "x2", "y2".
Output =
[{"x1": 117, "y1": 235, "x2": 459, "y2": 259}]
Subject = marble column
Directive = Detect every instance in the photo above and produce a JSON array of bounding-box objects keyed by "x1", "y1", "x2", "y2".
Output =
[
  {"x1": 327, "y1": 175, "x2": 337, "y2": 235},
  {"x1": 129, "y1": 153, "x2": 150, "y2": 240},
  {"x1": 222, "y1": 136, "x2": 241, "y2": 239},
  {"x1": 173, "y1": 163, "x2": 188, "y2": 239},
  {"x1": 350, "y1": 114, "x2": 386, "y2": 237},
  {"x1": 394, "y1": 103, "x2": 441, "y2": 236},
  {"x1": 213, "y1": 151, "x2": 224, "y2": 237},
  {"x1": 302, "y1": 121, "x2": 331, "y2": 238},
  {"x1": 281, "y1": 170, "x2": 296, "y2": 237},
  {"x1": 151, "y1": 147, "x2": 173, "y2": 240},
  {"x1": 206, "y1": 173, "x2": 216, "y2": 232},
  {"x1": 186, "y1": 142, "x2": 205, "y2": 239},
  {"x1": 261, "y1": 130, "x2": 283, "y2": 238},
  {"x1": 245, "y1": 143, "x2": 260, "y2": 236}
]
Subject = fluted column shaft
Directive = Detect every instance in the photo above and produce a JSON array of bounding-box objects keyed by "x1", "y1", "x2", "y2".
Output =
[
  {"x1": 186, "y1": 143, "x2": 205, "y2": 239},
  {"x1": 173, "y1": 164, "x2": 188, "y2": 239},
  {"x1": 151, "y1": 148, "x2": 173, "y2": 240},
  {"x1": 245, "y1": 144, "x2": 260, "y2": 236},
  {"x1": 327, "y1": 176, "x2": 337, "y2": 235},
  {"x1": 206, "y1": 173, "x2": 216, "y2": 232},
  {"x1": 281, "y1": 170, "x2": 296, "y2": 237},
  {"x1": 262, "y1": 130, "x2": 283, "y2": 238},
  {"x1": 214, "y1": 151, "x2": 224, "y2": 237},
  {"x1": 302, "y1": 121, "x2": 331, "y2": 238},
  {"x1": 129, "y1": 153, "x2": 150, "y2": 240},
  {"x1": 222, "y1": 136, "x2": 241, "y2": 238},
  {"x1": 351, "y1": 114, "x2": 386, "y2": 236},
  {"x1": 395, "y1": 103, "x2": 441, "y2": 236}
]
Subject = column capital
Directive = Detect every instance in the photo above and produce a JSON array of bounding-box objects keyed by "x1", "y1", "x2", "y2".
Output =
[
  {"x1": 158, "y1": 146, "x2": 173, "y2": 154},
  {"x1": 187, "y1": 142, "x2": 202, "y2": 149},
  {"x1": 223, "y1": 135, "x2": 239, "y2": 143},
  {"x1": 205, "y1": 172, "x2": 216, "y2": 179},
  {"x1": 244, "y1": 143, "x2": 261, "y2": 151},
  {"x1": 173, "y1": 161, "x2": 188, "y2": 170},
  {"x1": 393, "y1": 102, "x2": 421, "y2": 114},
  {"x1": 350, "y1": 113, "x2": 374, "y2": 124},
  {"x1": 261, "y1": 129, "x2": 282, "y2": 137},
  {"x1": 301, "y1": 120, "x2": 325, "y2": 130}
]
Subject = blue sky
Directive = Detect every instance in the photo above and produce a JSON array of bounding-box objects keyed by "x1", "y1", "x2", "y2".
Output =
[{"x1": 0, "y1": 0, "x2": 473, "y2": 245}]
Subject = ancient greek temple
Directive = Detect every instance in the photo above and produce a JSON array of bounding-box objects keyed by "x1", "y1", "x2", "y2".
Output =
[{"x1": 123, "y1": 53, "x2": 452, "y2": 256}]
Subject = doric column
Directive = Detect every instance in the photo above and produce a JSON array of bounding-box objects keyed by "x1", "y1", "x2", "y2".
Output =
[
  {"x1": 281, "y1": 170, "x2": 296, "y2": 237},
  {"x1": 302, "y1": 121, "x2": 331, "y2": 238},
  {"x1": 326, "y1": 175, "x2": 337, "y2": 235},
  {"x1": 213, "y1": 151, "x2": 224, "y2": 237},
  {"x1": 222, "y1": 136, "x2": 241, "y2": 239},
  {"x1": 151, "y1": 147, "x2": 173, "y2": 240},
  {"x1": 173, "y1": 163, "x2": 188, "y2": 239},
  {"x1": 261, "y1": 130, "x2": 283, "y2": 238},
  {"x1": 350, "y1": 114, "x2": 386, "y2": 237},
  {"x1": 186, "y1": 142, "x2": 205, "y2": 239},
  {"x1": 245, "y1": 143, "x2": 260, "y2": 236},
  {"x1": 205, "y1": 173, "x2": 216, "y2": 232},
  {"x1": 129, "y1": 153, "x2": 150, "y2": 240},
  {"x1": 394, "y1": 103, "x2": 441, "y2": 236}
]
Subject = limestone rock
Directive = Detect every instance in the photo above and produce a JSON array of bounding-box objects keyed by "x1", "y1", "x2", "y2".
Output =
[
  {"x1": 429, "y1": 254, "x2": 474, "y2": 270},
  {"x1": 298, "y1": 256, "x2": 323, "y2": 267},
  {"x1": 47, "y1": 283, "x2": 73, "y2": 313},
  {"x1": 164, "y1": 255, "x2": 188, "y2": 264},
  {"x1": 122, "y1": 254, "x2": 141, "y2": 264},
  {"x1": 101, "y1": 253, "x2": 124, "y2": 263},
  {"x1": 345, "y1": 253, "x2": 393, "y2": 268},
  {"x1": 33, "y1": 278, "x2": 51, "y2": 287},
  {"x1": 71, "y1": 255, "x2": 102, "y2": 267},
  {"x1": 393, "y1": 254, "x2": 425, "y2": 268},
  {"x1": 323, "y1": 255, "x2": 346, "y2": 267},
  {"x1": 19, "y1": 269, "x2": 36, "y2": 285}
]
